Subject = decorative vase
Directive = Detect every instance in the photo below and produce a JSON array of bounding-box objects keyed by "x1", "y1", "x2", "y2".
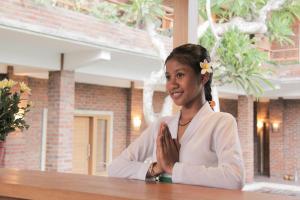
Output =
[{"x1": 0, "y1": 140, "x2": 5, "y2": 167}]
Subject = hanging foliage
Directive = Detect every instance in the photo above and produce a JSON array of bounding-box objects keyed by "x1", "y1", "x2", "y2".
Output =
[{"x1": 198, "y1": 0, "x2": 300, "y2": 96}]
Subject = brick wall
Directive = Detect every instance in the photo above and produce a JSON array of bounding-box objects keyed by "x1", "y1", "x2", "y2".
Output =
[
  {"x1": 127, "y1": 87, "x2": 168, "y2": 144},
  {"x1": 75, "y1": 83, "x2": 129, "y2": 158},
  {"x1": 219, "y1": 98, "x2": 237, "y2": 118},
  {"x1": 269, "y1": 99, "x2": 285, "y2": 178},
  {"x1": 5, "y1": 76, "x2": 48, "y2": 170},
  {"x1": 269, "y1": 99, "x2": 300, "y2": 179},
  {"x1": 220, "y1": 99, "x2": 274, "y2": 178},
  {"x1": 271, "y1": 21, "x2": 299, "y2": 63},
  {"x1": 4, "y1": 68, "x2": 28, "y2": 168},
  {"x1": 282, "y1": 100, "x2": 299, "y2": 176},
  {"x1": 237, "y1": 95, "x2": 254, "y2": 183},
  {"x1": 75, "y1": 83, "x2": 167, "y2": 158},
  {"x1": 127, "y1": 85, "x2": 142, "y2": 144},
  {"x1": 4, "y1": 132, "x2": 26, "y2": 169},
  {"x1": 24, "y1": 78, "x2": 48, "y2": 170}
]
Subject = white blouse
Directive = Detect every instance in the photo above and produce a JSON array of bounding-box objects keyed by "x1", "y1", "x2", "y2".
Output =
[{"x1": 108, "y1": 102, "x2": 245, "y2": 189}]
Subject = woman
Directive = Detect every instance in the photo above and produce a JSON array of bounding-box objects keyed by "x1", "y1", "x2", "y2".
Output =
[{"x1": 108, "y1": 44, "x2": 245, "y2": 189}]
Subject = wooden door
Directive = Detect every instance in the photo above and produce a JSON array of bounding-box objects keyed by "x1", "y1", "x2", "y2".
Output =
[
  {"x1": 73, "y1": 117, "x2": 90, "y2": 174},
  {"x1": 73, "y1": 114, "x2": 112, "y2": 176}
]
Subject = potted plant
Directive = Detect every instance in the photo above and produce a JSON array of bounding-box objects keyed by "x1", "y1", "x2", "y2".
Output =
[{"x1": 0, "y1": 79, "x2": 31, "y2": 167}]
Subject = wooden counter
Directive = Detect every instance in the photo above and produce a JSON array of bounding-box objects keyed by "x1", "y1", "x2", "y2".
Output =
[{"x1": 0, "y1": 168, "x2": 297, "y2": 200}]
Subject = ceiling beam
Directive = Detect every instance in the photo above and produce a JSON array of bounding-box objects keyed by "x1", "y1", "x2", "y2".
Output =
[{"x1": 64, "y1": 50, "x2": 111, "y2": 70}]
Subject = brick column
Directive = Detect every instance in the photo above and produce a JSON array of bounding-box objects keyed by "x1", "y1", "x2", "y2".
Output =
[
  {"x1": 269, "y1": 98, "x2": 284, "y2": 178},
  {"x1": 126, "y1": 83, "x2": 144, "y2": 145},
  {"x1": 7, "y1": 66, "x2": 14, "y2": 78},
  {"x1": 237, "y1": 95, "x2": 254, "y2": 183},
  {"x1": 46, "y1": 70, "x2": 74, "y2": 172}
]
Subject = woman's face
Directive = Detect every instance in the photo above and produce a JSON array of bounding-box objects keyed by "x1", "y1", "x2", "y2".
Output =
[{"x1": 165, "y1": 59, "x2": 204, "y2": 107}]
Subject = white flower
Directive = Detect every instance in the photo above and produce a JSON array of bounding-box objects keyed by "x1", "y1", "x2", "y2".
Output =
[
  {"x1": 0, "y1": 79, "x2": 16, "y2": 89},
  {"x1": 200, "y1": 59, "x2": 213, "y2": 74},
  {"x1": 20, "y1": 82, "x2": 31, "y2": 94}
]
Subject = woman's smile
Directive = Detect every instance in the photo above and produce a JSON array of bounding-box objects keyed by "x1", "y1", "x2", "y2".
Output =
[{"x1": 170, "y1": 90, "x2": 184, "y2": 99}]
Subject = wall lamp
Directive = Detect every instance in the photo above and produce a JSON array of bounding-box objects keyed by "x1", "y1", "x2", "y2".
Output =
[
  {"x1": 271, "y1": 122, "x2": 280, "y2": 132},
  {"x1": 133, "y1": 116, "x2": 142, "y2": 130},
  {"x1": 257, "y1": 120, "x2": 264, "y2": 129}
]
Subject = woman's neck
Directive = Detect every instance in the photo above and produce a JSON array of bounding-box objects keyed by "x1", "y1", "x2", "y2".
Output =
[{"x1": 180, "y1": 94, "x2": 206, "y2": 121}]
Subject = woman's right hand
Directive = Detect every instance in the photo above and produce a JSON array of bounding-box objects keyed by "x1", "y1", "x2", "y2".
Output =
[
  {"x1": 156, "y1": 123, "x2": 165, "y2": 173},
  {"x1": 156, "y1": 123, "x2": 180, "y2": 174}
]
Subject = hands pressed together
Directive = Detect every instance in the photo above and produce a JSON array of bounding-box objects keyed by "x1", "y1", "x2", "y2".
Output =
[{"x1": 147, "y1": 123, "x2": 180, "y2": 177}]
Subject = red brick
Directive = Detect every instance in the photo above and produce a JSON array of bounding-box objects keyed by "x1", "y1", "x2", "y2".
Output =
[{"x1": 237, "y1": 95, "x2": 254, "y2": 183}]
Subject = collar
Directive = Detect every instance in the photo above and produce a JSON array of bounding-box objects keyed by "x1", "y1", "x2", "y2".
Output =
[{"x1": 165, "y1": 102, "x2": 213, "y2": 139}]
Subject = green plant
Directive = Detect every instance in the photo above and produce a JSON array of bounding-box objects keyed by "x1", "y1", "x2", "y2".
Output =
[
  {"x1": 200, "y1": 27, "x2": 273, "y2": 96},
  {"x1": 0, "y1": 79, "x2": 31, "y2": 141},
  {"x1": 198, "y1": 0, "x2": 300, "y2": 97},
  {"x1": 31, "y1": 0, "x2": 164, "y2": 29},
  {"x1": 117, "y1": 0, "x2": 164, "y2": 28},
  {"x1": 198, "y1": 0, "x2": 268, "y2": 22},
  {"x1": 216, "y1": 28, "x2": 273, "y2": 95},
  {"x1": 91, "y1": 1, "x2": 121, "y2": 23},
  {"x1": 267, "y1": 0, "x2": 300, "y2": 45}
]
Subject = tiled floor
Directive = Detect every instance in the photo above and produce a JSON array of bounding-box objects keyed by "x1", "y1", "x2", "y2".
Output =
[
  {"x1": 255, "y1": 175, "x2": 300, "y2": 186},
  {"x1": 243, "y1": 176, "x2": 300, "y2": 197}
]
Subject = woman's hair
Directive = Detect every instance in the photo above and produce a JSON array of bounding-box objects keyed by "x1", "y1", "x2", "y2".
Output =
[{"x1": 165, "y1": 43, "x2": 213, "y2": 102}]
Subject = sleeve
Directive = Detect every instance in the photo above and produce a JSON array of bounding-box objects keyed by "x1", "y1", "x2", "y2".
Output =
[
  {"x1": 107, "y1": 121, "x2": 158, "y2": 180},
  {"x1": 171, "y1": 114, "x2": 245, "y2": 189}
]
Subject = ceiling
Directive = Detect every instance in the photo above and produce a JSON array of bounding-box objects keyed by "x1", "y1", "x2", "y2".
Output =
[{"x1": 0, "y1": 25, "x2": 162, "y2": 88}]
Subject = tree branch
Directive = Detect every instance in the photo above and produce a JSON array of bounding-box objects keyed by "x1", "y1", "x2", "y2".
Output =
[{"x1": 213, "y1": 0, "x2": 286, "y2": 36}]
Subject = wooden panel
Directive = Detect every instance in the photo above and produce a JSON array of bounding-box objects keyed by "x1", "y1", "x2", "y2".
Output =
[
  {"x1": 173, "y1": 0, "x2": 198, "y2": 47},
  {"x1": 73, "y1": 117, "x2": 90, "y2": 174},
  {"x1": 0, "y1": 168, "x2": 297, "y2": 200},
  {"x1": 95, "y1": 119, "x2": 107, "y2": 175},
  {"x1": 173, "y1": 0, "x2": 188, "y2": 47},
  {"x1": 92, "y1": 116, "x2": 112, "y2": 176}
]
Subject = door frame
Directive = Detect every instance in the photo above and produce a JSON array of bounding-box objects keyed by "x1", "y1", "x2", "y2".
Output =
[{"x1": 74, "y1": 110, "x2": 114, "y2": 175}]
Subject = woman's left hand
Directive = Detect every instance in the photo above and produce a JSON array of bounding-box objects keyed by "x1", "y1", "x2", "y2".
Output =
[{"x1": 156, "y1": 123, "x2": 180, "y2": 174}]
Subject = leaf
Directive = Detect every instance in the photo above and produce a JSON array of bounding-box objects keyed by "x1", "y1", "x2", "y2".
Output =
[
  {"x1": 0, "y1": 81, "x2": 31, "y2": 140},
  {"x1": 210, "y1": 28, "x2": 273, "y2": 96}
]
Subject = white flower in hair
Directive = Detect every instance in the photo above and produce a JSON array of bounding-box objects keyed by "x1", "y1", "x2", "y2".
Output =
[{"x1": 200, "y1": 59, "x2": 213, "y2": 74}]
